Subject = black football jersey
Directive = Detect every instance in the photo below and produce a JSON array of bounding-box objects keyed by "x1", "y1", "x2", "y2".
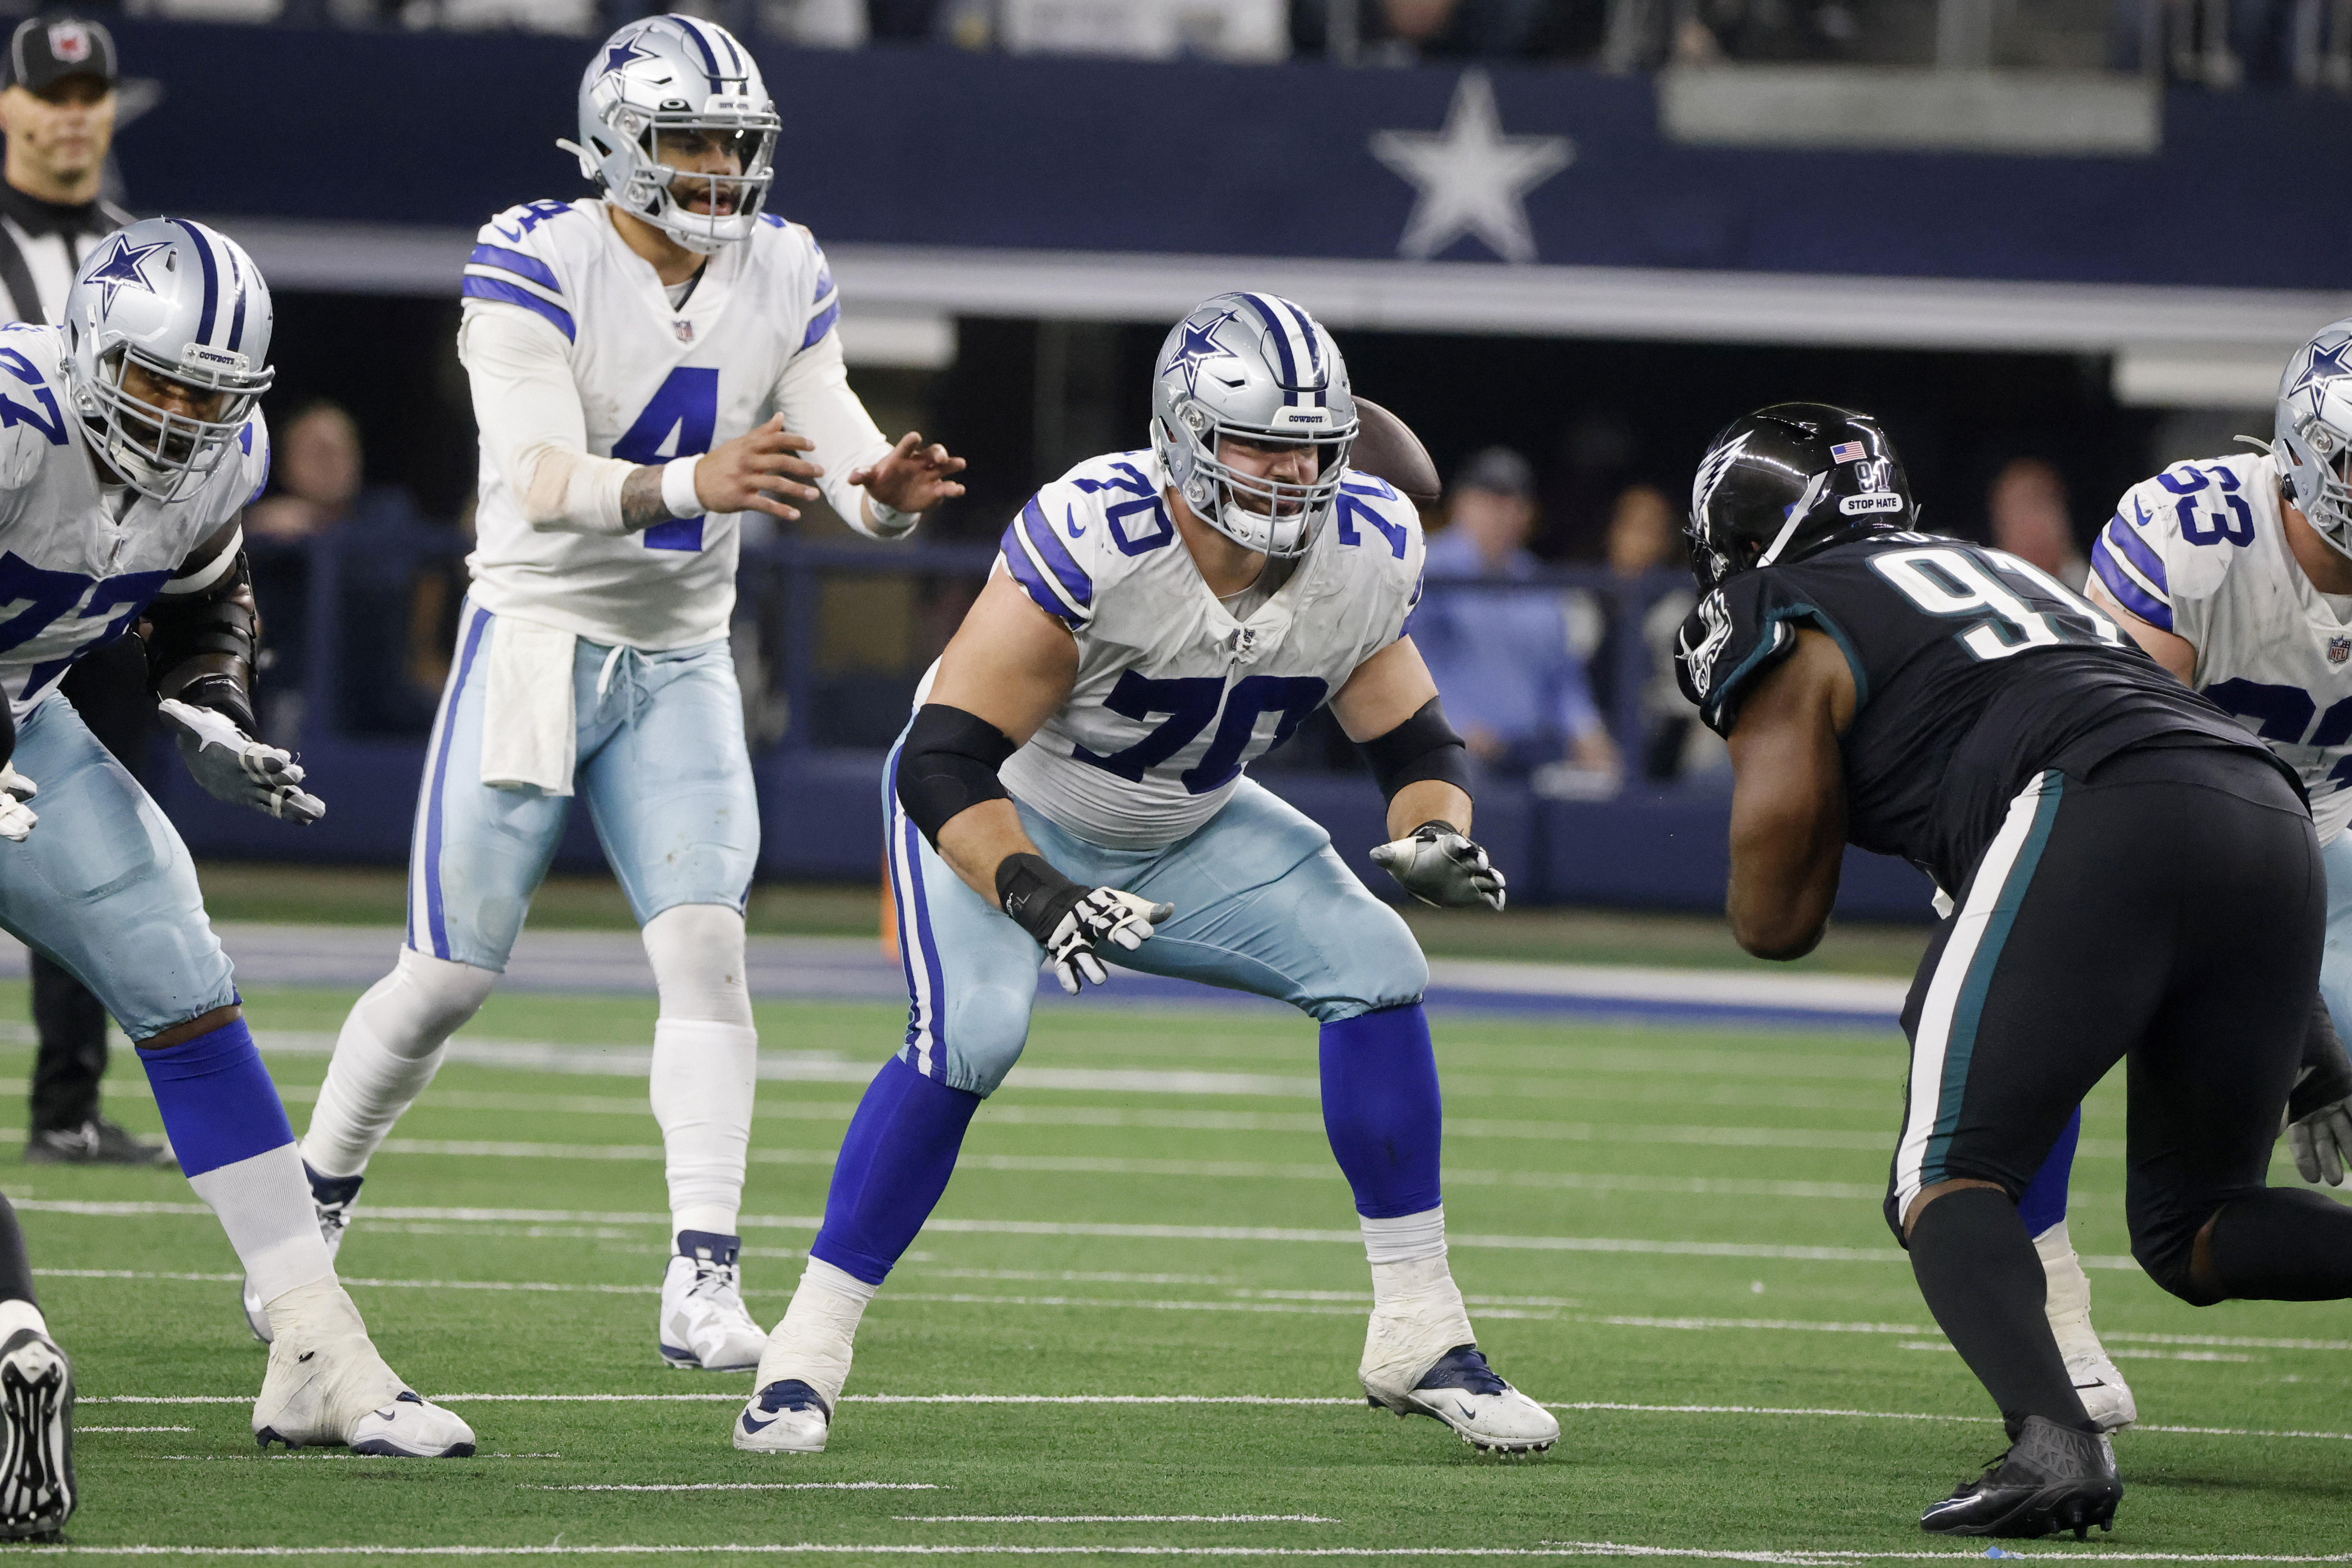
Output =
[{"x1": 1673, "y1": 531, "x2": 2290, "y2": 896}]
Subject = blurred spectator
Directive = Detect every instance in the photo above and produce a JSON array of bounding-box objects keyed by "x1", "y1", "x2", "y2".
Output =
[
  {"x1": 1986, "y1": 456, "x2": 2085, "y2": 590},
  {"x1": 1415, "y1": 445, "x2": 1621, "y2": 786},
  {"x1": 245, "y1": 400, "x2": 456, "y2": 741},
  {"x1": 1593, "y1": 482, "x2": 1723, "y2": 782}
]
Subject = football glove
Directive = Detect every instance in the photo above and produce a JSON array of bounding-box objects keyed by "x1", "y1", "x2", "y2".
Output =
[
  {"x1": 2287, "y1": 994, "x2": 2352, "y2": 1187},
  {"x1": 0, "y1": 764, "x2": 35, "y2": 842},
  {"x1": 995, "y1": 851, "x2": 1174, "y2": 995},
  {"x1": 1371, "y1": 821, "x2": 1506, "y2": 911},
  {"x1": 159, "y1": 699, "x2": 325, "y2": 825}
]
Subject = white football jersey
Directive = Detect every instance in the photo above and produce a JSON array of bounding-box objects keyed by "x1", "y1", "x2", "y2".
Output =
[
  {"x1": 2090, "y1": 448, "x2": 2352, "y2": 843},
  {"x1": 992, "y1": 450, "x2": 1426, "y2": 849},
  {"x1": 0, "y1": 323, "x2": 266, "y2": 722},
  {"x1": 460, "y1": 197, "x2": 841, "y2": 649}
]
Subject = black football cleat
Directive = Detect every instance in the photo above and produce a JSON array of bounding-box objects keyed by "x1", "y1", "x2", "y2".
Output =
[
  {"x1": 1920, "y1": 1415, "x2": 2121, "y2": 1539},
  {"x1": 0, "y1": 1328, "x2": 74, "y2": 1542}
]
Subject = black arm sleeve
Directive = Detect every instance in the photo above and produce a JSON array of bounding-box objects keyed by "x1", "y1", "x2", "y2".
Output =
[
  {"x1": 143, "y1": 550, "x2": 261, "y2": 736},
  {"x1": 1358, "y1": 696, "x2": 1472, "y2": 803},
  {"x1": 896, "y1": 702, "x2": 1019, "y2": 848}
]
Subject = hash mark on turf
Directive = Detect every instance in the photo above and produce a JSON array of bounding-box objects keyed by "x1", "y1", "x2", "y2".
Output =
[
  {"x1": 895, "y1": 1516, "x2": 1339, "y2": 1524},
  {"x1": 11, "y1": 1546, "x2": 2352, "y2": 1560},
  {"x1": 529, "y1": 1483, "x2": 938, "y2": 1492},
  {"x1": 78, "y1": 1426, "x2": 192, "y2": 1433}
]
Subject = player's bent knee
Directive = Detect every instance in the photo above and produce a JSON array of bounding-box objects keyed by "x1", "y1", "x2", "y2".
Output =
[
  {"x1": 1307, "y1": 904, "x2": 1428, "y2": 1023},
  {"x1": 387, "y1": 948, "x2": 498, "y2": 1043},
  {"x1": 643, "y1": 903, "x2": 752, "y2": 1026},
  {"x1": 2129, "y1": 1205, "x2": 2227, "y2": 1307},
  {"x1": 942, "y1": 983, "x2": 1034, "y2": 1097}
]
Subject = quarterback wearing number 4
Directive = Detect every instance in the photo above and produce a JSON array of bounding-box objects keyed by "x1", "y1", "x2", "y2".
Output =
[
  {"x1": 737, "y1": 292, "x2": 1558, "y2": 1460},
  {"x1": 0, "y1": 217, "x2": 480, "y2": 1519},
  {"x1": 279, "y1": 15, "x2": 965, "y2": 1372}
]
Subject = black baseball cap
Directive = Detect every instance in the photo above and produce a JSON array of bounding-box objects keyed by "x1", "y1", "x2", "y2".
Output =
[
  {"x1": 1453, "y1": 445, "x2": 1537, "y2": 501},
  {"x1": 7, "y1": 16, "x2": 115, "y2": 94}
]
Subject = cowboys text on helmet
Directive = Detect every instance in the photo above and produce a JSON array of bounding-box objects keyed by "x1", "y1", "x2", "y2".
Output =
[
  {"x1": 61, "y1": 216, "x2": 272, "y2": 503},
  {"x1": 1149, "y1": 293, "x2": 1360, "y2": 559},
  {"x1": 561, "y1": 15, "x2": 780, "y2": 256}
]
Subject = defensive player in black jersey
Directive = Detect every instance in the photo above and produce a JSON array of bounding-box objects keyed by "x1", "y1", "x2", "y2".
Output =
[{"x1": 1674, "y1": 404, "x2": 2352, "y2": 1539}]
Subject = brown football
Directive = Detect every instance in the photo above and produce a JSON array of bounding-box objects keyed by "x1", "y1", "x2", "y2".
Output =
[{"x1": 1350, "y1": 397, "x2": 1441, "y2": 508}]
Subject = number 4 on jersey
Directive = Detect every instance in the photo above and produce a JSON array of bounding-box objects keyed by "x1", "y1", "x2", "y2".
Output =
[{"x1": 614, "y1": 367, "x2": 718, "y2": 552}]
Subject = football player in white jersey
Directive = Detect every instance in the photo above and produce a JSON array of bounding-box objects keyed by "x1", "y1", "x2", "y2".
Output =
[
  {"x1": 2091, "y1": 329, "x2": 2352, "y2": 1140},
  {"x1": 0, "y1": 219, "x2": 478, "y2": 1493},
  {"x1": 282, "y1": 15, "x2": 965, "y2": 1373},
  {"x1": 733, "y1": 292, "x2": 1558, "y2": 1461}
]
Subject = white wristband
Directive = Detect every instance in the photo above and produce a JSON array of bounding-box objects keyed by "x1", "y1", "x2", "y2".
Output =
[
  {"x1": 660, "y1": 455, "x2": 704, "y2": 519},
  {"x1": 865, "y1": 496, "x2": 917, "y2": 538}
]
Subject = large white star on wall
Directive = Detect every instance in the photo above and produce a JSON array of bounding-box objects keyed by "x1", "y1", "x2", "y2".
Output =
[{"x1": 1370, "y1": 70, "x2": 1575, "y2": 265}]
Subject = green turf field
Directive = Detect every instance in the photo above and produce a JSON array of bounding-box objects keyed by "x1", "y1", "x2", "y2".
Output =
[{"x1": 6, "y1": 975, "x2": 2347, "y2": 1563}]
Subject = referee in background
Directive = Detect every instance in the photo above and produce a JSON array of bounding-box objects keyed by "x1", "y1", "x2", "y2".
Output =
[{"x1": 0, "y1": 14, "x2": 168, "y2": 1167}]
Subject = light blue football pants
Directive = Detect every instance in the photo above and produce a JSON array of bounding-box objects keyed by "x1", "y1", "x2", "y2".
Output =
[
  {"x1": 2319, "y1": 832, "x2": 2352, "y2": 1048},
  {"x1": 883, "y1": 734, "x2": 1429, "y2": 1096},
  {"x1": 405, "y1": 599, "x2": 760, "y2": 969},
  {"x1": 0, "y1": 693, "x2": 235, "y2": 1038}
]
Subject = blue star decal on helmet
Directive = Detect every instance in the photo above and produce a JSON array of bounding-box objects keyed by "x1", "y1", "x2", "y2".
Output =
[
  {"x1": 83, "y1": 233, "x2": 171, "y2": 317},
  {"x1": 2293, "y1": 339, "x2": 2352, "y2": 413},
  {"x1": 602, "y1": 32, "x2": 653, "y2": 75},
  {"x1": 1165, "y1": 309, "x2": 1240, "y2": 398}
]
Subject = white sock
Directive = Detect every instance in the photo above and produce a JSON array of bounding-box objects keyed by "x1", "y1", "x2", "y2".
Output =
[
  {"x1": 652, "y1": 1019, "x2": 758, "y2": 1238},
  {"x1": 755, "y1": 1257, "x2": 874, "y2": 1406},
  {"x1": 2035, "y1": 1220, "x2": 2092, "y2": 1320},
  {"x1": 0, "y1": 1299, "x2": 46, "y2": 1343},
  {"x1": 190, "y1": 1143, "x2": 336, "y2": 1306},
  {"x1": 302, "y1": 949, "x2": 495, "y2": 1179},
  {"x1": 1363, "y1": 1206, "x2": 1448, "y2": 1268},
  {"x1": 644, "y1": 905, "x2": 758, "y2": 1240}
]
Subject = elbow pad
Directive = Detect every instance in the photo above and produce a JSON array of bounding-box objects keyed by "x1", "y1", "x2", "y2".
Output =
[
  {"x1": 896, "y1": 702, "x2": 1017, "y2": 848},
  {"x1": 1359, "y1": 696, "x2": 1472, "y2": 803},
  {"x1": 144, "y1": 552, "x2": 261, "y2": 735}
]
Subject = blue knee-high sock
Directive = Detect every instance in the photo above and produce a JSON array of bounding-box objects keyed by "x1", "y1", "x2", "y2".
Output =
[
  {"x1": 2016, "y1": 1105, "x2": 2081, "y2": 1239},
  {"x1": 1320, "y1": 1003, "x2": 1443, "y2": 1219},
  {"x1": 139, "y1": 1017, "x2": 332, "y2": 1305},
  {"x1": 809, "y1": 1054, "x2": 980, "y2": 1287},
  {"x1": 139, "y1": 1016, "x2": 296, "y2": 1178}
]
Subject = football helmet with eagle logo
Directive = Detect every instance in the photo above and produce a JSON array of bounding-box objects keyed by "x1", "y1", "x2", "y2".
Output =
[{"x1": 1684, "y1": 402, "x2": 1916, "y2": 594}]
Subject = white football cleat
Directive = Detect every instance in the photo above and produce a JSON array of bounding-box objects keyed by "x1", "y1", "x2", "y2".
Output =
[
  {"x1": 734, "y1": 1260, "x2": 870, "y2": 1454},
  {"x1": 243, "y1": 1165, "x2": 361, "y2": 1346},
  {"x1": 0, "y1": 1328, "x2": 74, "y2": 1541},
  {"x1": 1359, "y1": 1262, "x2": 1557, "y2": 1455},
  {"x1": 2037, "y1": 1223, "x2": 2136, "y2": 1432},
  {"x1": 252, "y1": 1279, "x2": 474, "y2": 1457},
  {"x1": 734, "y1": 1379, "x2": 833, "y2": 1453},
  {"x1": 659, "y1": 1234, "x2": 764, "y2": 1372}
]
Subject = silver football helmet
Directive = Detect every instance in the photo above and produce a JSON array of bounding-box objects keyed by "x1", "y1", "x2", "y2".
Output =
[
  {"x1": 2277, "y1": 317, "x2": 2352, "y2": 561},
  {"x1": 61, "y1": 216, "x2": 273, "y2": 504},
  {"x1": 1149, "y1": 292, "x2": 1358, "y2": 558},
  {"x1": 560, "y1": 15, "x2": 779, "y2": 255}
]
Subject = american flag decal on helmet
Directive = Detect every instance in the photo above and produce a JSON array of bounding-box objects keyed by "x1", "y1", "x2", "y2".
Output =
[{"x1": 1830, "y1": 442, "x2": 1866, "y2": 463}]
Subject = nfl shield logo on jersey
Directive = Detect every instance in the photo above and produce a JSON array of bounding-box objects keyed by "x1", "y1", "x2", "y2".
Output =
[
  {"x1": 673, "y1": 319, "x2": 694, "y2": 344},
  {"x1": 2330, "y1": 636, "x2": 2351, "y2": 666}
]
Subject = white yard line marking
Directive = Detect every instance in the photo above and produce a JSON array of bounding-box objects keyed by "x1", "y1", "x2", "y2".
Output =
[
  {"x1": 72, "y1": 1392, "x2": 2352, "y2": 1440},
  {"x1": 8, "y1": 1547, "x2": 2350, "y2": 1562},
  {"x1": 894, "y1": 1517, "x2": 1339, "y2": 1525},
  {"x1": 77, "y1": 1426, "x2": 191, "y2": 1433},
  {"x1": 528, "y1": 1483, "x2": 939, "y2": 1492},
  {"x1": 8, "y1": 1201, "x2": 1933, "y2": 1267}
]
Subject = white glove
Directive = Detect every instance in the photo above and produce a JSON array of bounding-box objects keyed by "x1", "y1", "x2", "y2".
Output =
[
  {"x1": 1371, "y1": 821, "x2": 1506, "y2": 911},
  {"x1": 2288, "y1": 1095, "x2": 2352, "y2": 1186},
  {"x1": 158, "y1": 699, "x2": 325, "y2": 824},
  {"x1": 0, "y1": 764, "x2": 36, "y2": 842},
  {"x1": 1038, "y1": 887, "x2": 1173, "y2": 995}
]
